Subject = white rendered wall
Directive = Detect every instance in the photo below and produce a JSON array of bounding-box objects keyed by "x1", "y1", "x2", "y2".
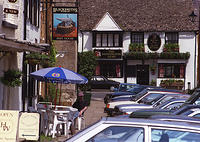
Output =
[
  {"x1": 0, "y1": 0, "x2": 41, "y2": 111},
  {"x1": 78, "y1": 30, "x2": 197, "y2": 89},
  {"x1": 78, "y1": 31, "x2": 93, "y2": 52},
  {"x1": 123, "y1": 32, "x2": 131, "y2": 53},
  {"x1": 179, "y1": 32, "x2": 197, "y2": 89}
]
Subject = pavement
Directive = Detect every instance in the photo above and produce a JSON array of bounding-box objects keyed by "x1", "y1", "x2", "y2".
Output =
[{"x1": 50, "y1": 89, "x2": 110, "y2": 142}]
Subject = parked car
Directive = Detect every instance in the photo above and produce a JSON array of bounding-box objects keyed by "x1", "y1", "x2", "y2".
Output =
[
  {"x1": 114, "y1": 95, "x2": 189, "y2": 116},
  {"x1": 89, "y1": 75, "x2": 120, "y2": 89},
  {"x1": 128, "y1": 88, "x2": 200, "y2": 119},
  {"x1": 104, "y1": 85, "x2": 159, "y2": 104},
  {"x1": 104, "y1": 88, "x2": 184, "y2": 116},
  {"x1": 130, "y1": 104, "x2": 200, "y2": 119},
  {"x1": 180, "y1": 107, "x2": 200, "y2": 118},
  {"x1": 65, "y1": 117, "x2": 200, "y2": 142},
  {"x1": 104, "y1": 83, "x2": 141, "y2": 104},
  {"x1": 110, "y1": 83, "x2": 138, "y2": 92}
]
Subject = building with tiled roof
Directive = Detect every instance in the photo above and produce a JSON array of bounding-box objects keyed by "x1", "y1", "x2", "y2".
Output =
[{"x1": 78, "y1": 0, "x2": 198, "y2": 90}]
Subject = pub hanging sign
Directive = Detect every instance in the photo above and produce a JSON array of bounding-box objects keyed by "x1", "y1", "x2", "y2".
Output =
[
  {"x1": 94, "y1": 50, "x2": 122, "y2": 59},
  {"x1": 52, "y1": 7, "x2": 78, "y2": 40}
]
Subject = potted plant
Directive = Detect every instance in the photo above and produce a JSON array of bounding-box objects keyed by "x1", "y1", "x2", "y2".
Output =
[
  {"x1": 150, "y1": 65, "x2": 156, "y2": 75},
  {"x1": 150, "y1": 79, "x2": 156, "y2": 86}
]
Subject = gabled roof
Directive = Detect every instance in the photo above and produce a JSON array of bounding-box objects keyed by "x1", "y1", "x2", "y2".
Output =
[
  {"x1": 79, "y1": 0, "x2": 198, "y2": 32},
  {"x1": 93, "y1": 12, "x2": 122, "y2": 31}
]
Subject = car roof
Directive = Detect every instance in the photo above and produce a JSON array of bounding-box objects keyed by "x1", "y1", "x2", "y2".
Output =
[
  {"x1": 174, "y1": 105, "x2": 200, "y2": 115},
  {"x1": 146, "y1": 88, "x2": 183, "y2": 93},
  {"x1": 66, "y1": 117, "x2": 200, "y2": 142},
  {"x1": 119, "y1": 83, "x2": 138, "y2": 85},
  {"x1": 150, "y1": 114, "x2": 200, "y2": 124},
  {"x1": 129, "y1": 109, "x2": 171, "y2": 118}
]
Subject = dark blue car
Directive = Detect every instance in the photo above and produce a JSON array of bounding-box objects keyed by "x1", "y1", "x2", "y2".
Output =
[{"x1": 104, "y1": 84, "x2": 146, "y2": 104}]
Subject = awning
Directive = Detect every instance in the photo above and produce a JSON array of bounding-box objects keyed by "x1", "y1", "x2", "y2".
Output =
[{"x1": 0, "y1": 37, "x2": 48, "y2": 53}]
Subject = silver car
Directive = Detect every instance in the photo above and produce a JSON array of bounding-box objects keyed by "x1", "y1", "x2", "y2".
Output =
[
  {"x1": 115, "y1": 95, "x2": 189, "y2": 115},
  {"x1": 66, "y1": 117, "x2": 200, "y2": 142}
]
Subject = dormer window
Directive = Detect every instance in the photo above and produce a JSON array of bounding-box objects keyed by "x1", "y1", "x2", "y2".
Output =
[{"x1": 93, "y1": 32, "x2": 122, "y2": 47}]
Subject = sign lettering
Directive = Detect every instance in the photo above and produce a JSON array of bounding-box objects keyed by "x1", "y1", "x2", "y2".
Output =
[
  {"x1": 94, "y1": 50, "x2": 122, "y2": 59},
  {"x1": 4, "y1": 8, "x2": 18, "y2": 15},
  {"x1": 8, "y1": 0, "x2": 18, "y2": 3}
]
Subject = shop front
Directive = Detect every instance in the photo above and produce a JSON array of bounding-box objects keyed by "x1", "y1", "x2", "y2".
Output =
[{"x1": 94, "y1": 49, "x2": 123, "y2": 80}]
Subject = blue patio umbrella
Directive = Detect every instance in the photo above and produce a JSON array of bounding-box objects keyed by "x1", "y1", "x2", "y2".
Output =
[
  {"x1": 30, "y1": 67, "x2": 88, "y2": 105},
  {"x1": 30, "y1": 67, "x2": 88, "y2": 84}
]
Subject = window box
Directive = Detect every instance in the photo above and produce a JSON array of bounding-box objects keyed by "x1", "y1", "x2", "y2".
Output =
[
  {"x1": 129, "y1": 43, "x2": 145, "y2": 52},
  {"x1": 163, "y1": 43, "x2": 179, "y2": 52},
  {"x1": 125, "y1": 52, "x2": 190, "y2": 60},
  {"x1": 160, "y1": 79, "x2": 184, "y2": 90}
]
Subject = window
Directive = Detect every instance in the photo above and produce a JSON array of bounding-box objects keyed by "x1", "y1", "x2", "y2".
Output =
[
  {"x1": 27, "y1": 0, "x2": 40, "y2": 27},
  {"x1": 93, "y1": 32, "x2": 122, "y2": 47},
  {"x1": 151, "y1": 128, "x2": 200, "y2": 142},
  {"x1": 164, "y1": 102, "x2": 183, "y2": 110},
  {"x1": 87, "y1": 126, "x2": 144, "y2": 142},
  {"x1": 126, "y1": 65, "x2": 136, "y2": 77},
  {"x1": 158, "y1": 64, "x2": 185, "y2": 78},
  {"x1": 131, "y1": 32, "x2": 144, "y2": 44},
  {"x1": 165, "y1": 32, "x2": 178, "y2": 44},
  {"x1": 139, "y1": 93, "x2": 165, "y2": 105},
  {"x1": 95, "y1": 61, "x2": 123, "y2": 78}
]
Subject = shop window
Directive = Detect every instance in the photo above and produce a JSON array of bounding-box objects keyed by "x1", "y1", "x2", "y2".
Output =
[
  {"x1": 93, "y1": 32, "x2": 122, "y2": 47},
  {"x1": 95, "y1": 62, "x2": 123, "y2": 78},
  {"x1": 126, "y1": 65, "x2": 136, "y2": 77},
  {"x1": 158, "y1": 64, "x2": 185, "y2": 78},
  {"x1": 131, "y1": 32, "x2": 144, "y2": 44},
  {"x1": 165, "y1": 32, "x2": 178, "y2": 44}
]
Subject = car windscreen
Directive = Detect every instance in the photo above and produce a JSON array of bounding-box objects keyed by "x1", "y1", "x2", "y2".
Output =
[
  {"x1": 127, "y1": 86, "x2": 146, "y2": 93},
  {"x1": 132, "y1": 89, "x2": 148, "y2": 101},
  {"x1": 118, "y1": 84, "x2": 138, "y2": 92},
  {"x1": 139, "y1": 93, "x2": 165, "y2": 105}
]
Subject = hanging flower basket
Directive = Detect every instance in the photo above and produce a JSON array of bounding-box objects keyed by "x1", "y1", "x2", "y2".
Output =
[
  {"x1": 0, "y1": 69, "x2": 22, "y2": 87},
  {"x1": 25, "y1": 53, "x2": 50, "y2": 66}
]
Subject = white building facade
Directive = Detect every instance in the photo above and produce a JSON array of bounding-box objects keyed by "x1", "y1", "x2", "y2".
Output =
[{"x1": 0, "y1": 0, "x2": 42, "y2": 111}]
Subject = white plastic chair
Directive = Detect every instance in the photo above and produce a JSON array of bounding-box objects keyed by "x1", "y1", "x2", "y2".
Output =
[
  {"x1": 77, "y1": 116, "x2": 85, "y2": 130},
  {"x1": 46, "y1": 110, "x2": 70, "y2": 138}
]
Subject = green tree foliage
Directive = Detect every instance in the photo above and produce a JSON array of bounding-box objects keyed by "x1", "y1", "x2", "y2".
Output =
[{"x1": 78, "y1": 51, "x2": 97, "y2": 90}]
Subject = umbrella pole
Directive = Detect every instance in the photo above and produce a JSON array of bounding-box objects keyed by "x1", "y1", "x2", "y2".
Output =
[
  {"x1": 54, "y1": 83, "x2": 58, "y2": 109},
  {"x1": 59, "y1": 83, "x2": 62, "y2": 105}
]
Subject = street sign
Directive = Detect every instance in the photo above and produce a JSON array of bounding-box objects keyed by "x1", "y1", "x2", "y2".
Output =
[
  {"x1": 18, "y1": 112, "x2": 40, "y2": 141},
  {"x1": 0, "y1": 110, "x2": 19, "y2": 142}
]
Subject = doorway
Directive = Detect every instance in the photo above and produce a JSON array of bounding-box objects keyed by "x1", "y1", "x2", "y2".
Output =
[{"x1": 136, "y1": 65, "x2": 149, "y2": 85}]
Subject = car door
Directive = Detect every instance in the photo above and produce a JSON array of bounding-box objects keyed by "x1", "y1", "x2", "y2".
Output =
[{"x1": 95, "y1": 76, "x2": 106, "y2": 89}]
